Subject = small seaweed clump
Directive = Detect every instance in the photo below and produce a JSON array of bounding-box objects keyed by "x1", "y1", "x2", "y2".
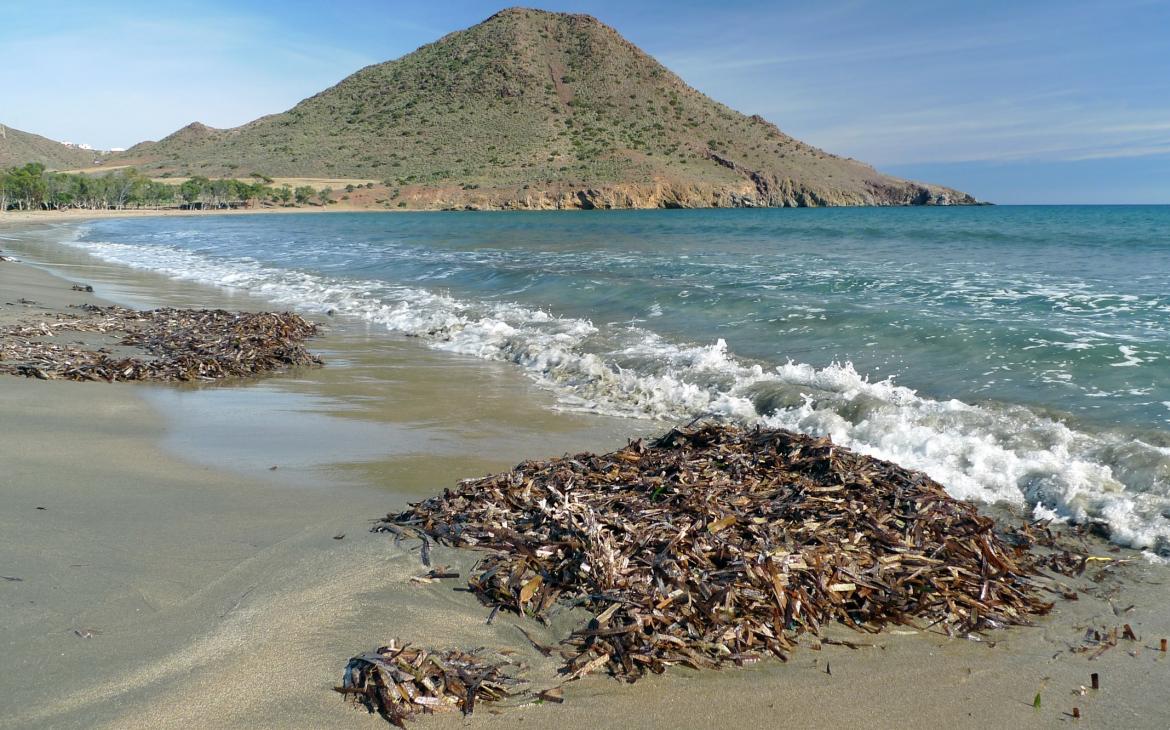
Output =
[
  {"x1": 336, "y1": 641, "x2": 527, "y2": 727},
  {"x1": 382, "y1": 424, "x2": 1053, "y2": 683},
  {"x1": 0, "y1": 304, "x2": 320, "y2": 381}
]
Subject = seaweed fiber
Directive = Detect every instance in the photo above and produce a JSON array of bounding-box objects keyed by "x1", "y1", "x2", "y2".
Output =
[
  {"x1": 381, "y1": 424, "x2": 1054, "y2": 686},
  {"x1": 336, "y1": 641, "x2": 527, "y2": 728},
  {"x1": 0, "y1": 304, "x2": 320, "y2": 381}
]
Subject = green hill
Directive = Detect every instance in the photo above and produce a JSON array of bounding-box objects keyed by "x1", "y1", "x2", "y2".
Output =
[
  {"x1": 0, "y1": 124, "x2": 104, "y2": 171},
  {"x1": 116, "y1": 7, "x2": 975, "y2": 209}
]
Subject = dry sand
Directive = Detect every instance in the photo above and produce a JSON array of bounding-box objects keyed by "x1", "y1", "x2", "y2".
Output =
[{"x1": 1, "y1": 219, "x2": 1169, "y2": 729}]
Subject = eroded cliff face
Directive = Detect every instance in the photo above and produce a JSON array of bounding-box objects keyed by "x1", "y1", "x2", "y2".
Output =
[{"x1": 394, "y1": 178, "x2": 977, "y2": 211}]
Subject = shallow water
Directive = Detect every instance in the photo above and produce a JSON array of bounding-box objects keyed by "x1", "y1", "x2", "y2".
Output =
[{"x1": 52, "y1": 207, "x2": 1170, "y2": 550}]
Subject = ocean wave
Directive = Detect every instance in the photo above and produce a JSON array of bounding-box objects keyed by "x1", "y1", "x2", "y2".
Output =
[{"x1": 62, "y1": 236, "x2": 1170, "y2": 553}]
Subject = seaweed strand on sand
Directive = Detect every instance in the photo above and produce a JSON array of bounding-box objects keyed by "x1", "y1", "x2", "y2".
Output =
[
  {"x1": 335, "y1": 641, "x2": 527, "y2": 728},
  {"x1": 0, "y1": 304, "x2": 321, "y2": 381},
  {"x1": 380, "y1": 423, "x2": 1054, "y2": 684}
]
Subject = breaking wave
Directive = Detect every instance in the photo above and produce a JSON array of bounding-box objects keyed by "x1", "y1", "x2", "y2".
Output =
[{"x1": 63, "y1": 235, "x2": 1170, "y2": 553}]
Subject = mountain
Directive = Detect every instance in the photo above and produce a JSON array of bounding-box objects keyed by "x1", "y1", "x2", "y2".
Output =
[
  {"x1": 0, "y1": 124, "x2": 103, "y2": 171},
  {"x1": 115, "y1": 7, "x2": 975, "y2": 209}
]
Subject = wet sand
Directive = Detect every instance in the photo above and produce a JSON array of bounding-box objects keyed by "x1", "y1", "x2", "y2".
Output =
[{"x1": 2, "y1": 220, "x2": 1169, "y2": 729}]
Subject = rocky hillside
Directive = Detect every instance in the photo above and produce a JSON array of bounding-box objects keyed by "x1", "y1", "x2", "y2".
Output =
[
  {"x1": 115, "y1": 8, "x2": 976, "y2": 209},
  {"x1": 0, "y1": 124, "x2": 103, "y2": 170}
]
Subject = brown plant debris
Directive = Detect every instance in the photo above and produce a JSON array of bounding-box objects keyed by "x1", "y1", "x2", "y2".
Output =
[
  {"x1": 381, "y1": 423, "x2": 1054, "y2": 683},
  {"x1": 1072, "y1": 624, "x2": 1141, "y2": 660},
  {"x1": 0, "y1": 304, "x2": 320, "y2": 382},
  {"x1": 335, "y1": 640, "x2": 528, "y2": 727}
]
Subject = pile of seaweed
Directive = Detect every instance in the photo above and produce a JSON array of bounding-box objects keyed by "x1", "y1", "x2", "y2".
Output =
[
  {"x1": 336, "y1": 641, "x2": 529, "y2": 728},
  {"x1": 0, "y1": 304, "x2": 320, "y2": 382},
  {"x1": 381, "y1": 424, "x2": 1054, "y2": 685}
]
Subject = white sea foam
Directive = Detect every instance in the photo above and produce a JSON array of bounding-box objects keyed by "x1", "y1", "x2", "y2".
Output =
[
  {"x1": 62, "y1": 237, "x2": 1170, "y2": 553},
  {"x1": 1112, "y1": 345, "x2": 1146, "y2": 368}
]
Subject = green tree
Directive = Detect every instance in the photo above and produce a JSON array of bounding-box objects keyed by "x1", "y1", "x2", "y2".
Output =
[
  {"x1": 294, "y1": 185, "x2": 315, "y2": 205},
  {"x1": 276, "y1": 185, "x2": 293, "y2": 205},
  {"x1": 180, "y1": 176, "x2": 209, "y2": 207},
  {"x1": 44, "y1": 172, "x2": 74, "y2": 209},
  {"x1": 0, "y1": 169, "x2": 11, "y2": 212},
  {"x1": 70, "y1": 174, "x2": 97, "y2": 209},
  {"x1": 136, "y1": 180, "x2": 174, "y2": 209},
  {"x1": 239, "y1": 181, "x2": 266, "y2": 208},
  {"x1": 7, "y1": 163, "x2": 47, "y2": 210},
  {"x1": 317, "y1": 187, "x2": 332, "y2": 205},
  {"x1": 108, "y1": 169, "x2": 146, "y2": 209}
]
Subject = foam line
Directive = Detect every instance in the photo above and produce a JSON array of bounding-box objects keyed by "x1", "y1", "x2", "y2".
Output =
[{"x1": 63, "y1": 236, "x2": 1170, "y2": 552}]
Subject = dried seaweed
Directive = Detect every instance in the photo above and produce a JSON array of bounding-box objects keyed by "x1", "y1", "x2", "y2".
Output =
[
  {"x1": 0, "y1": 304, "x2": 320, "y2": 382},
  {"x1": 382, "y1": 423, "x2": 1054, "y2": 683},
  {"x1": 336, "y1": 640, "x2": 527, "y2": 727},
  {"x1": 1002, "y1": 520, "x2": 1131, "y2": 605},
  {"x1": 1072, "y1": 624, "x2": 1140, "y2": 660}
]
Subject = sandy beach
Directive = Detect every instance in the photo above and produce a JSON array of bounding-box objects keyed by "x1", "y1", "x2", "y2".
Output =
[{"x1": 2, "y1": 216, "x2": 1169, "y2": 729}]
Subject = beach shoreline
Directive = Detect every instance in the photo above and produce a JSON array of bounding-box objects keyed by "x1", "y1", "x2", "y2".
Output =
[
  {"x1": 0, "y1": 206, "x2": 418, "y2": 226},
  {"x1": 2, "y1": 219, "x2": 1169, "y2": 729}
]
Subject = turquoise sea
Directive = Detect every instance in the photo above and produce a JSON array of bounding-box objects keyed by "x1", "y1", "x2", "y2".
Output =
[{"x1": 57, "y1": 206, "x2": 1170, "y2": 551}]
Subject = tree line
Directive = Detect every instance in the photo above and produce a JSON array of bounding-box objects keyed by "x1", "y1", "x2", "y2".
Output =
[{"x1": 0, "y1": 163, "x2": 335, "y2": 212}]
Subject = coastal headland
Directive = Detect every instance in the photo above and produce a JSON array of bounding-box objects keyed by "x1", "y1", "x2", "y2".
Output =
[{"x1": 2, "y1": 9, "x2": 979, "y2": 213}]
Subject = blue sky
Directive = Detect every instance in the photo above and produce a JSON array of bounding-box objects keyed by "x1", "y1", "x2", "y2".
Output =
[{"x1": 2, "y1": 0, "x2": 1167, "y2": 203}]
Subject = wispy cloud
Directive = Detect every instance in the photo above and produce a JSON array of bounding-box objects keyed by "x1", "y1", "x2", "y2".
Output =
[
  {"x1": 661, "y1": 25, "x2": 1025, "y2": 73},
  {"x1": 801, "y1": 99, "x2": 1170, "y2": 165},
  {"x1": 645, "y1": 0, "x2": 1170, "y2": 170}
]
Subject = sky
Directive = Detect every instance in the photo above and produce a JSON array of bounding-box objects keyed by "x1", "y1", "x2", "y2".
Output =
[{"x1": 2, "y1": 0, "x2": 1168, "y2": 203}]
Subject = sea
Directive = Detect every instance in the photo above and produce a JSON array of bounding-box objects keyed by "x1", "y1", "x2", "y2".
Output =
[{"x1": 58, "y1": 206, "x2": 1170, "y2": 553}]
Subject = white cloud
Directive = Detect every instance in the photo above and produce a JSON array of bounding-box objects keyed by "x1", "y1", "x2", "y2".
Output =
[{"x1": 649, "y1": 0, "x2": 1170, "y2": 168}]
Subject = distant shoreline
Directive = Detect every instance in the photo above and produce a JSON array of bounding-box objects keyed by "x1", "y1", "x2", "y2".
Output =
[
  {"x1": 0, "y1": 205, "x2": 413, "y2": 224},
  {"x1": 0, "y1": 201, "x2": 1004, "y2": 226}
]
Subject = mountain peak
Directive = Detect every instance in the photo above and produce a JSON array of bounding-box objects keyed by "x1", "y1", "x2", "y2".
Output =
[
  {"x1": 173, "y1": 121, "x2": 218, "y2": 137},
  {"x1": 110, "y1": 9, "x2": 976, "y2": 208},
  {"x1": 485, "y1": 7, "x2": 602, "y2": 24}
]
